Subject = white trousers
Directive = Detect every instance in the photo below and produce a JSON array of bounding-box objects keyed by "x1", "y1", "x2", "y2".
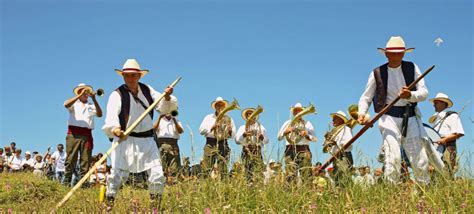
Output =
[
  {"x1": 379, "y1": 115, "x2": 430, "y2": 184},
  {"x1": 106, "y1": 164, "x2": 165, "y2": 197}
]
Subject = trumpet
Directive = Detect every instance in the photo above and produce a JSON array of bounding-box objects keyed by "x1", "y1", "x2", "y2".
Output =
[
  {"x1": 85, "y1": 88, "x2": 105, "y2": 97},
  {"x1": 285, "y1": 103, "x2": 317, "y2": 144},
  {"x1": 244, "y1": 105, "x2": 264, "y2": 145}
]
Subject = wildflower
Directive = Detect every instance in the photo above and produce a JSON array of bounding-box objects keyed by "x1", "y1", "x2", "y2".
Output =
[
  {"x1": 361, "y1": 207, "x2": 367, "y2": 213},
  {"x1": 4, "y1": 183, "x2": 11, "y2": 191},
  {"x1": 204, "y1": 207, "x2": 212, "y2": 214},
  {"x1": 309, "y1": 203, "x2": 317, "y2": 210},
  {"x1": 460, "y1": 202, "x2": 467, "y2": 209},
  {"x1": 8, "y1": 208, "x2": 12, "y2": 214}
]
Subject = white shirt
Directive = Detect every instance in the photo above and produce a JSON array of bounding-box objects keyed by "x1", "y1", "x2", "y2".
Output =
[
  {"x1": 358, "y1": 63, "x2": 428, "y2": 115},
  {"x1": 354, "y1": 174, "x2": 375, "y2": 186},
  {"x1": 277, "y1": 119, "x2": 317, "y2": 145},
  {"x1": 34, "y1": 161, "x2": 46, "y2": 170},
  {"x1": 22, "y1": 157, "x2": 35, "y2": 167},
  {"x1": 102, "y1": 84, "x2": 178, "y2": 138},
  {"x1": 199, "y1": 114, "x2": 236, "y2": 139},
  {"x1": 8, "y1": 156, "x2": 23, "y2": 170},
  {"x1": 235, "y1": 123, "x2": 269, "y2": 145},
  {"x1": 51, "y1": 151, "x2": 67, "y2": 172},
  {"x1": 67, "y1": 99, "x2": 97, "y2": 129},
  {"x1": 155, "y1": 116, "x2": 183, "y2": 139},
  {"x1": 102, "y1": 84, "x2": 178, "y2": 172},
  {"x1": 433, "y1": 110, "x2": 465, "y2": 137},
  {"x1": 330, "y1": 125, "x2": 353, "y2": 154}
]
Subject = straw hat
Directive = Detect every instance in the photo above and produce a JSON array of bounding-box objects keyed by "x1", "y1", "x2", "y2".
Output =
[
  {"x1": 211, "y1": 97, "x2": 228, "y2": 109},
  {"x1": 73, "y1": 83, "x2": 93, "y2": 95},
  {"x1": 429, "y1": 92, "x2": 453, "y2": 108},
  {"x1": 377, "y1": 36, "x2": 415, "y2": 53},
  {"x1": 241, "y1": 108, "x2": 257, "y2": 121},
  {"x1": 330, "y1": 111, "x2": 349, "y2": 123},
  {"x1": 290, "y1": 103, "x2": 303, "y2": 113},
  {"x1": 115, "y1": 59, "x2": 149, "y2": 77}
]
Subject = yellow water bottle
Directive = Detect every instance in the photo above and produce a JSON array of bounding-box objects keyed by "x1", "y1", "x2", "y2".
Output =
[{"x1": 99, "y1": 181, "x2": 106, "y2": 202}]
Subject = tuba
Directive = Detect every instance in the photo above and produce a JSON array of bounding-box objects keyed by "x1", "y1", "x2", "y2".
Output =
[
  {"x1": 322, "y1": 104, "x2": 367, "y2": 153},
  {"x1": 244, "y1": 105, "x2": 264, "y2": 145},
  {"x1": 214, "y1": 98, "x2": 240, "y2": 141},
  {"x1": 285, "y1": 103, "x2": 317, "y2": 144}
]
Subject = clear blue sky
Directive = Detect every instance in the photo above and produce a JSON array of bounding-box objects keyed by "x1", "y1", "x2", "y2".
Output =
[{"x1": 1, "y1": 0, "x2": 472, "y2": 171}]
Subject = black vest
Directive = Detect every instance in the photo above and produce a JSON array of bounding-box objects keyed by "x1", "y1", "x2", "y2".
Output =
[
  {"x1": 116, "y1": 82, "x2": 154, "y2": 131},
  {"x1": 372, "y1": 61, "x2": 417, "y2": 113}
]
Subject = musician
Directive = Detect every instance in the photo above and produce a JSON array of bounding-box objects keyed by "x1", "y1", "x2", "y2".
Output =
[
  {"x1": 358, "y1": 36, "x2": 431, "y2": 184},
  {"x1": 199, "y1": 97, "x2": 236, "y2": 177},
  {"x1": 102, "y1": 59, "x2": 177, "y2": 210},
  {"x1": 153, "y1": 105, "x2": 183, "y2": 183},
  {"x1": 235, "y1": 107, "x2": 269, "y2": 181},
  {"x1": 429, "y1": 93, "x2": 465, "y2": 175},
  {"x1": 63, "y1": 83, "x2": 103, "y2": 186},
  {"x1": 278, "y1": 103, "x2": 317, "y2": 183},
  {"x1": 327, "y1": 111, "x2": 353, "y2": 185}
]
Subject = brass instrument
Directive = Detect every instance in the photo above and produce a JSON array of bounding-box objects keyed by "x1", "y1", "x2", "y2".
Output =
[
  {"x1": 244, "y1": 105, "x2": 264, "y2": 145},
  {"x1": 214, "y1": 98, "x2": 240, "y2": 141},
  {"x1": 285, "y1": 103, "x2": 317, "y2": 144},
  {"x1": 322, "y1": 104, "x2": 367, "y2": 153},
  {"x1": 85, "y1": 88, "x2": 105, "y2": 97}
]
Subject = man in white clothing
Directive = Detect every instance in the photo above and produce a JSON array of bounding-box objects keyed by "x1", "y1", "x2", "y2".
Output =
[
  {"x1": 429, "y1": 93, "x2": 465, "y2": 176},
  {"x1": 51, "y1": 144, "x2": 67, "y2": 183},
  {"x1": 278, "y1": 103, "x2": 317, "y2": 183},
  {"x1": 102, "y1": 59, "x2": 177, "y2": 210},
  {"x1": 63, "y1": 83, "x2": 103, "y2": 185},
  {"x1": 153, "y1": 105, "x2": 183, "y2": 183},
  {"x1": 358, "y1": 36, "x2": 431, "y2": 184},
  {"x1": 199, "y1": 97, "x2": 236, "y2": 177},
  {"x1": 235, "y1": 107, "x2": 269, "y2": 181}
]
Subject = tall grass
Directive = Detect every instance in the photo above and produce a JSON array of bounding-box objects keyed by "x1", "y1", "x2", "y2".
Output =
[{"x1": 0, "y1": 172, "x2": 472, "y2": 213}]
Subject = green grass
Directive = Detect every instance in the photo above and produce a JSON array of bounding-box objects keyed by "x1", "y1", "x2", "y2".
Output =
[{"x1": 0, "y1": 172, "x2": 473, "y2": 213}]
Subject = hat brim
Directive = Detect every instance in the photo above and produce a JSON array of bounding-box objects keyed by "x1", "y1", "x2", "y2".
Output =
[
  {"x1": 115, "y1": 69, "x2": 149, "y2": 77},
  {"x1": 429, "y1": 98, "x2": 453, "y2": 108},
  {"x1": 290, "y1": 107, "x2": 303, "y2": 113},
  {"x1": 241, "y1": 108, "x2": 258, "y2": 121},
  {"x1": 377, "y1": 47, "x2": 415, "y2": 53},
  {"x1": 73, "y1": 85, "x2": 93, "y2": 95},
  {"x1": 211, "y1": 100, "x2": 228, "y2": 110},
  {"x1": 330, "y1": 113, "x2": 349, "y2": 123}
]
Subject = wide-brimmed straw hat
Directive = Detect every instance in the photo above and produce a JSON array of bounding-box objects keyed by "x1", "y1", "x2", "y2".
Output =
[
  {"x1": 330, "y1": 111, "x2": 349, "y2": 123},
  {"x1": 241, "y1": 108, "x2": 258, "y2": 121},
  {"x1": 377, "y1": 36, "x2": 415, "y2": 53},
  {"x1": 290, "y1": 103, "x2": 303, "y2": 113},
  {"x1": 115, "y1": 59, "x2": 149, "y2": 77},
  {"x1": 73, "y1": 83, "x2": 93, "y2": 95},
  {"x1": 211, "y1": 97, "x2": 228, "y2": 110},
  {"x1": 429, "y1": 92, "x2": 453, "y2": 108}
]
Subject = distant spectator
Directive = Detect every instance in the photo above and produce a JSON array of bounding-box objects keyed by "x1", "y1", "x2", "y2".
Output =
[
  {"x1": 22, "y1": 151, "x2": 35, "y2": 170},
  {"x1": 51, "y1": 144, "x2": 67, "y2": 183},
  {"x1": 8, "y1": 149, "x2": 23, "y2": 172},
  {"x1": 44, "y1": 154, "x2": 55, "y2": 179},
  {"x1": 10, "y1": 142, "x2": 17, "y2": 153},
  {"x1": 0, "y1": 148, "x2": 4, "y2": 173},
  {"x1": 354, "y1": 166, "x2": 375, "y2": 187},
  {"x1": 33, "y1": 154, "x2": 46, "y2": 177}
]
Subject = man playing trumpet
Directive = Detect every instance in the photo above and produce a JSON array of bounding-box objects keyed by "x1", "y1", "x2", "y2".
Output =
[
  {"x1": 235, "y1": 106, "x2": 269, "y2": 182},
  {"x1": 153, "y1": 105, "x2": 184, "y2": 184},
  {"x1": 278, "y1": 103, "x2": 317, "y2": 183},
  {"x1": 63, "y1": 83, "x2": 103, "y2": 186},
  {"x1": 199, "y1": 97, "x2": 237, "y2": 177}
]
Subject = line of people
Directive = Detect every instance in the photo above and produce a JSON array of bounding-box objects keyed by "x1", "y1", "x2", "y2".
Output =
[{"x1": 2, "y1": 35, "x2": 465, "y2": 211}]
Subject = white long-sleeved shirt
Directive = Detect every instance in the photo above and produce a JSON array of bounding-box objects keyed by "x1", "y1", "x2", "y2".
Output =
[
  {"x1": 235, "y1": 123, "x2": 269, "y2": 145},
  {"x1": 330, "y1": 125, "x2": 353, "y2": 154},
  {"x1": 51, "y1": 151, "x2": 67, "y2": 172},
  {"x1": 67, "y1": 100, "x2": 97, "y2": 129},
  {"x1": 8, "y1": 156, "x2": 23, "y2": 170},
  {"x1": 432, "y1": 110, "x2": 465, "y2": 138},
  {"x1": 199, "y1": 114, "x2": 236, "y2": 139},
  {"x1": 358, "y1": 63, "x2": 428, "y2": 115},
  {"x1": 277, "y1": 119, "x2": 317, "y2": 145},
  {"x1": 155, "y1": 116, "x2": 183, "y2": 139},
  {"x1": 102, "y1": 84, "x2": 178, "y2": 138}
]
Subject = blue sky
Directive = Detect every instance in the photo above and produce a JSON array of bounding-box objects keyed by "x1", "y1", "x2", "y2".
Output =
[{"x1": 1, "y1": 0, "x2": 472, "y2": 171}]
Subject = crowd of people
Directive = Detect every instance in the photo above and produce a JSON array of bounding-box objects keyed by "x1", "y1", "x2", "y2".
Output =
[{"x1": 1, "y1": 36, "x2": 467, "y2": 211}]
